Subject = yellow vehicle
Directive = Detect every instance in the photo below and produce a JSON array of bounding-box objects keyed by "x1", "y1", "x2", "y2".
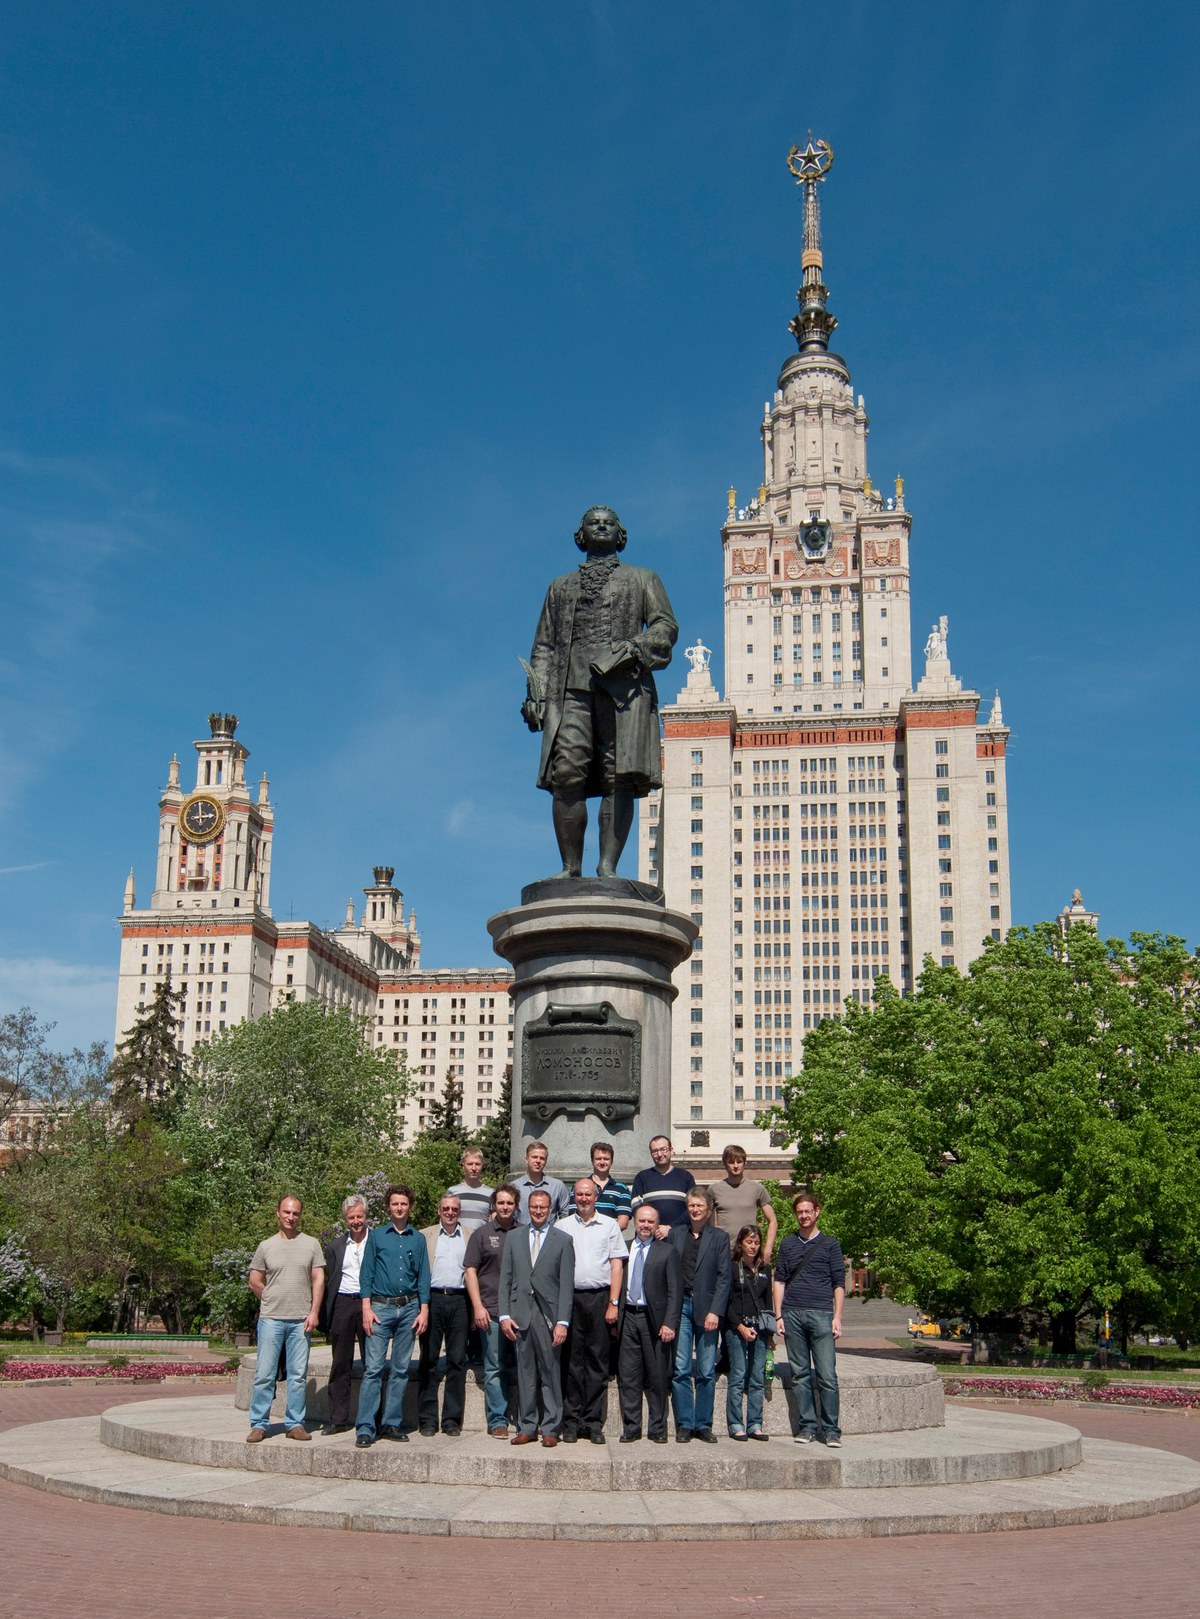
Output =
[{"x1": 907, "y1": 1315, "x2": 969, "y2": 1340}]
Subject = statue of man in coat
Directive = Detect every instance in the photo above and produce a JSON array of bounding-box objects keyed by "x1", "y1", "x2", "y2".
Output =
[{"x1": 522, "y1": 506, "x2": 678, "y2": 880}]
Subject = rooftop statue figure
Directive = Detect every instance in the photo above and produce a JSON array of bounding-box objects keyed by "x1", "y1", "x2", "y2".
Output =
[{"x1": 522, "y1": 506, "x2": 677, "y2": 880}]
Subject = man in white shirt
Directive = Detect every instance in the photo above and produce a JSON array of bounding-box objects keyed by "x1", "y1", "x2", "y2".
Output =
[
  {"x1": 417, "y1": 1194, "x2": 470, "y2": 1436},
  {"x1": 556, "y1": 1178, "x2": 626, "y2": 1443},
  {"x1": 320, "y1": 1194, "x2": 369, "y2": 1434}
]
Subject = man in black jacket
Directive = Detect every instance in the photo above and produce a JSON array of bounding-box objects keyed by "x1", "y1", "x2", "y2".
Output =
[
  {"x1": 616, "y1": 1203, "x2": 682, "y2": 1443},
  {"x1": 320, "y1": 1194, "x2": 370, "y2": 1434},
  {"x1": 668, "y1": 1186, "x2": 731, "y2": 1443}
]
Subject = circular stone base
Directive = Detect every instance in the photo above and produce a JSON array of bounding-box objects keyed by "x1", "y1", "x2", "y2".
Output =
[
  {"x1": 233, "y1": 1349, "x2": 946, "y2": 1435},
  {"x1": 1, "y1": 1407, "x2": 1197, "y2": 1540}
]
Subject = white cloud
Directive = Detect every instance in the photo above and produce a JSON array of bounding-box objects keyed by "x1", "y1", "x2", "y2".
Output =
[{"x1": 0, "y1": 957, "x2": 114, "y2": 1054}]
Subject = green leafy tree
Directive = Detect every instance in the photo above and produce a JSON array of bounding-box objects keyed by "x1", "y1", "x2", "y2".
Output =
[
  {"x1": 421, "y1": 1068, "x2": 470, "y2": 1148},
  {"x1": 475, "y1": 1064, "x2": 513, "y2": 1183},
  {"x1": 107, "y1": 979, "x2": 185, "y2": 1127},
  {"x1": 175, "y1": 1000, "x2": 411, "y2": 1251},
  {"x1": 0, "y1": 1007, "x2": 108, "y2": 1149},
  {"x1": 5, "y1": 1107, "x2": 197, "y2": 1331},
  {"x1": 769, "y1": 925, "x2": 1200, "y2": 1351}
]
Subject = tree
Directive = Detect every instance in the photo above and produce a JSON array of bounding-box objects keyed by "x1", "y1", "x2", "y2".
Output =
[
  {"x1": 175, "y1": 1000, "x2": 411, "y2": 1250},
  {"x1": 421, "y1": 1068, "x2": 470, "y2": 1148},
  {"x1": 769, "y1": 925, "x2": 1200, "y2": 1351},
  {"x1": 475, "y1": 1064, "x2": 513, "y2": 1183},
  {"x1": 0, "y1": 1007, "x2": 108, "y2": 1151},
  {"x1": 107, "y1": 979, "x2": 184, "y2": 1127}
]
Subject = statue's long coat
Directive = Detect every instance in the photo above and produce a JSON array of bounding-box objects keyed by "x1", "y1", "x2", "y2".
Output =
[{"x1": 528, "y1": 562, "x2": 678, "y2": 796}]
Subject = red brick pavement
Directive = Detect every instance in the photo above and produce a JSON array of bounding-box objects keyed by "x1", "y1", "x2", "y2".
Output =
[{"x1": 0, "y1": 1384, "x2": 1198, "y2": 1619}]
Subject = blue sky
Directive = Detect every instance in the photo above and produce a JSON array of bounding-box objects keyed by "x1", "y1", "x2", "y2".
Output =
[{"x1": 2, "y1": 2, "x2": 1197, "y2": 1052}]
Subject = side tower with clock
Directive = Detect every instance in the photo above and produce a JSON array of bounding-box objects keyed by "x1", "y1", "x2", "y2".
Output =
[{"x1": 115, "y1": 713, "x2": 279, "y2": 1056}]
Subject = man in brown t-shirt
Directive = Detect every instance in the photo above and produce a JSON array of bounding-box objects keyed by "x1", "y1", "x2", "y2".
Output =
[
  {"x1": 246, "y1": 1195, "x2": 325, "y2": 1443},
  {"x1": 709, "y1": 1146, "x2": 778, "y2": 1262}
]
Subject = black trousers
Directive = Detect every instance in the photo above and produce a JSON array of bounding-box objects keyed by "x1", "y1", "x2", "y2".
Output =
[
  {"x1": 417, "y1": 1291, "x2": 469, "y2": 1431},
  {"x1": 617, "y1": 1309, "x2": 672, "y2": 1439},
  {"x1": 326, "y1": 1293, "x2": 366, "y2": 1427},
  {"x1": 563, "y1": 1289, "x2": 611, "y2": 1434}
]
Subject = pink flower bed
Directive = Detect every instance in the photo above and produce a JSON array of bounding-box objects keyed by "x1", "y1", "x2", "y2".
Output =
[
  {"x1": 0, "y1": 1361, "x2": 232, "y2": 1382},
  {"x1": 944, "y1": 1375, "x2": 1200, "y2": 1407}
]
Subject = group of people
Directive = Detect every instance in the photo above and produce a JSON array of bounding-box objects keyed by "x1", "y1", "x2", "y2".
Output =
[{"x1": 245, "y1": 1137, "x2": 845, "y2": 1450}]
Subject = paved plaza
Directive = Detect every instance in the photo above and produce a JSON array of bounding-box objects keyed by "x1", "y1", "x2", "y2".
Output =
[{"x1": 1, "y1": 1380, "x2": 1198, "y2": 1619}]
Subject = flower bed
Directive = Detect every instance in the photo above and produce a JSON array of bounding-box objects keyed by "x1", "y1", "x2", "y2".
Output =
[
  {"x1": 0, "y1": 1361, "x2": 233, "y2": 1382},
  {"x1": 944, "y1": 1375, "x2": 1200, "y2": 1408}
]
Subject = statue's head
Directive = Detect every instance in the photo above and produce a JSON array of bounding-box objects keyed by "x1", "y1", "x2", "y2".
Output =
[{"x1": 574, "y1": 506, "x2": 628, "y2": 554}]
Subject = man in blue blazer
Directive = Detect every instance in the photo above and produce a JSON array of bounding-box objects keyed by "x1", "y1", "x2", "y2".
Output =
[
  {"x1": 669, "y1": 1185, "x2": 731, "y2": 1443},
  {"x1": 499, "y1": 1188, "x2": 575, "y2": 1446}
]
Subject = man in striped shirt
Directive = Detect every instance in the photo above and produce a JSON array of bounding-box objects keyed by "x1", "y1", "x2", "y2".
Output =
[{"x1": 631, "y1": 1136, "x2": 695, "y2": 1237}]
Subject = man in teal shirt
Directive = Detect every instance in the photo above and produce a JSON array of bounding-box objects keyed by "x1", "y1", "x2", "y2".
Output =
[{"x1": 356, "y1": 1184, "x2": 430, "y2": 1447}]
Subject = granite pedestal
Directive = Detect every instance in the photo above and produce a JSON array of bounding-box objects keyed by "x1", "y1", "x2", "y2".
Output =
[{"x1": 488, "y1": 878, "x2": 696, "y2": 1177}]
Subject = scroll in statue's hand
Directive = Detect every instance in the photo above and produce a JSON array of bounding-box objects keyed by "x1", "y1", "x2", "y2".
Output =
[{"x1": 588, "y1": 640, "x2": 640, "y2": 680}]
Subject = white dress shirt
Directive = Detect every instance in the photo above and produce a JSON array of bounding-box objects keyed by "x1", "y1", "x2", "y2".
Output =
[
  {"x1": 556, "y1": 1212, "x2": 626, "y2": 1291},
  {"x1": 337, "y1": 1233, "x2": 368, "y2": 1295}
]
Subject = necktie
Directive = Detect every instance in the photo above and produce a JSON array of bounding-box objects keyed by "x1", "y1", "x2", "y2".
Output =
[
  {"x1": 531, "y1": 1228, "x2": 543, "y2": 1265},
  {"x1": 629, "y1": 1241, "x2": 646, "y2": 1304}
]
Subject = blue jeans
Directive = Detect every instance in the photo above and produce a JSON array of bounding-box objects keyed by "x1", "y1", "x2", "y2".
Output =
[
  {"x1": 671, "y1": 1296, "x2": 720, "y2": 1432},
  {"x1": 249, "y1": 1317, "x2": 310, "y2": 1431},
  {"x1": 724, "y1": 1326, "x2": 767, "y2": 1434},
  {"x1": 480, "y1": 1318, "x2": 517, "y2": 1431},
  {"x1": 782, "y1": 1307, "x2": 840, "y2": 1440},
  {"x1": 356, "y1": 1300, "x2": 419, "y2": 1437}
]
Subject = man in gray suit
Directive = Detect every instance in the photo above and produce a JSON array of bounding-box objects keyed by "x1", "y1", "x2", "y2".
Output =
[{"x1": 499, "y1": 1188, "x2": 575, "y2": 1448}]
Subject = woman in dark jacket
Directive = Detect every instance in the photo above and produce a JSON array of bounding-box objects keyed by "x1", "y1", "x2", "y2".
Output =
[{"x1": 724, "y1": 1225, "x2": 773, "y2": 1440}]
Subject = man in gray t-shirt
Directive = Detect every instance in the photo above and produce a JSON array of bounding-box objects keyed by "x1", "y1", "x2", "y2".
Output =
[{"x1": 246, "y1": 1195, "x2": 325, "y2": 1443}]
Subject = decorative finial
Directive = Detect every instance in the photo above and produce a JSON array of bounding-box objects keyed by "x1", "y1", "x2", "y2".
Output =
[
  {"x1": 786, "y1": 137, "x2": 838, "y2": 354},
  {"x1": 989, "y1": 689, "x2": 1004, "y2": 727},
  {"x1": 208, "y1": 712, "x2": 238, "y2": 739},
  {"x1": 894, "y1": 474, "x2": 904, "y2": 505},
  {"x1": 727, "y1": 486, "x2": 737, "y2": 511}
]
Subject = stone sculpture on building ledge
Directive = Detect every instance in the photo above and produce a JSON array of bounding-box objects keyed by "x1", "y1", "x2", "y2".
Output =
[{"x1": 521, "y1": 505, "x2": 677, "y2": 881}]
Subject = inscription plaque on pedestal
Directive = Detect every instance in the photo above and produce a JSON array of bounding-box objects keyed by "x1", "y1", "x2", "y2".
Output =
[{"x1": 521, "y1": 1001, "x2": 641, "y2": 1122}]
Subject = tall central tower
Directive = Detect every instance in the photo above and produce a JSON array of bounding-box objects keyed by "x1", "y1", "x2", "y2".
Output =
[{"x1": 641, "y1": 141, "x2": 1012, "y2": 1157}]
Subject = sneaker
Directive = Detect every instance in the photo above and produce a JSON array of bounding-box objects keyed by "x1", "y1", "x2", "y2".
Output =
[
  {"x1": 794, "y1": 1432, "x2": 816, "y2": 1444},
  {"x1": 488, "y1": 1426, "x2": 510, "y2": 1439},
  {"x1": 825, "y1": 1436, "x2": 842, "y2": 1448},
  {"x1": 245, "y1": 1428, "x2": 267, "y2": 1444}
]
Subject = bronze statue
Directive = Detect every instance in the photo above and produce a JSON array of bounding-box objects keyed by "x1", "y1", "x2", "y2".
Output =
[{"x1": 522, "y1": 506, "x2": 677, "y2": 879}]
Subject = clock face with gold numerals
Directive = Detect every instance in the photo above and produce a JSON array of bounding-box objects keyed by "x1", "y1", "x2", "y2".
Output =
[{"x1": 179, "y1": 793, "x2": 225, "y2": 844}]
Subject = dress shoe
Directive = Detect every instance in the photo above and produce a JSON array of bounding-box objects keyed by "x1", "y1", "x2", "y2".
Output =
[
  {"x1": 489, "y1": 1426, "x2": 509, "y2": 1439},
  {"x1": 588, "y1": 1431, "x2": 606, "y2": 1445},
  {"x1": 511, "y1": 1432, "x2": 537, "y2": 1445},
  {"x1": 695, "y1": 1428, "x2": 718, "y2": 1444},
  {"x1": 560, "y1": 1428, "x2": 579, "y2": 1443},
  {"x1": 286, "y1": 1425, "x2": 311, "y2": 1441},
  {"x1": 675, "y1": 1428, "x2": 693, "y2": 1443},
  {"x1": 442, "y1": 1425, "x2": 462, "y2": 1437},
  {"x1": 649, "y1": 1432, "x2": 668, "y2": 1444},
  {"x1": 619, "y1": 1431, "x2": 642, "y2": 1443},
  {"x1": 245, "y1": 1428, "x2": 267, "y2": 1444},
  {"x1": 418, "y1": 1427, "x2": 437, "y2": 1438},
  {"x1": 323, "y1": 1423, "x2": 352, "y2": 1436},
  {"x1": 730, "y1": 1430, "x2": 748, "y2": 1442},
  {"x1": 379, "y1": 1426, "x2": 409, "y2": 1442},
  {"x1": 355, "y1": 1434, "x2": 374, "y2": 1448},
  {"x1": 748, "y1": 1430, "x2": 769, "y2": 1442},
  {"x1": 540, "y1": 1434, "x2": 559, "y2": 1448}
]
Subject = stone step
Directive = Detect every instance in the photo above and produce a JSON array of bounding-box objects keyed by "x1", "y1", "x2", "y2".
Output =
[
  {"x1": 2, "y1": 1413, "x2": 1197, "y2": 1541},
  {"x1": 234, "y1": 1348, "x2": 944, "y2": 1436},
  {"x1": 100, "y1": 1397, "x2": 1082, "y2": 1491}
]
